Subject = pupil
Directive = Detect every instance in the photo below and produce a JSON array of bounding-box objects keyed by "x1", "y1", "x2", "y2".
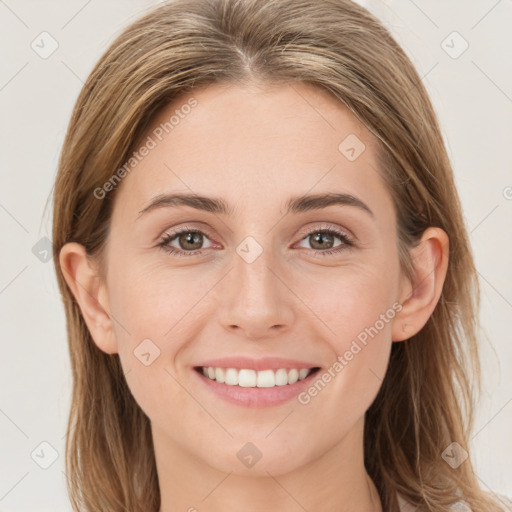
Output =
[
  {"x1": 181, "y1": 232, "x2": 202, "y2": 249},
  {"x1": 312, "y1": 232, "x2": 333, "y2": 250}
]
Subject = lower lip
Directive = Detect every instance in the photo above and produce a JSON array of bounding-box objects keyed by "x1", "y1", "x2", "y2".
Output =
[{"x1": 193, "y1": 368, "x2": 320, "y2": 408}]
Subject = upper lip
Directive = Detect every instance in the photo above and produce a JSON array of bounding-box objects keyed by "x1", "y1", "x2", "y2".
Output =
[{"x1": 195, "y1": 357, "x2": 320, "y2": 371}]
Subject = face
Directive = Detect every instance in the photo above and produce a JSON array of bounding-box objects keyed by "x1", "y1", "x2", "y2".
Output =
[{"x1": 98, "y1": 81, "x2": 405, "y2": 476}]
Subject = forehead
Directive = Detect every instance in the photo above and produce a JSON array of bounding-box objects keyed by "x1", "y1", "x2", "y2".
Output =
[{"x1": 114, "y1": 81, "x2": 388, "y2": 217}]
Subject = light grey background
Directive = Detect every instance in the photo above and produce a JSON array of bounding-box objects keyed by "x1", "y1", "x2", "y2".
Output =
[{"x1": 1, "y1": 0, "x2": 511, "y2": 510}]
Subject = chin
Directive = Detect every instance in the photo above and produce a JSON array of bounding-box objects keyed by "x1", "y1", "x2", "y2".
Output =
[{"x1": 200, "y1": 437, "x2": 315, "y2": 477}]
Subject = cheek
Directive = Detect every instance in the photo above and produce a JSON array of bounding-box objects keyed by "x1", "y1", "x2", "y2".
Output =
[
  {"x1": 107, "y1": 256, "x2": 215, "y2": 341},
  {"x1": 106, "y1": 260, "x2": 223, "y2": 420},
  {"x1": 293, "y1": 261, "x2": 399, "y2": 346},
  {"x1": 293, "y1": 264, "x2": 397, "y2": 416}
]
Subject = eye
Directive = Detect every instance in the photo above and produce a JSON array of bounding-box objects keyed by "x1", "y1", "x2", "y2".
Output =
[
  {"x1": 158, "y1": 228, "x2": 214, "y2": 257},
  {"x1": 296, "y1": 227, "x2": 353, "y2": 256},
  {"x1": 158, "y1": 225, "x2": 354, "y2": 258}
]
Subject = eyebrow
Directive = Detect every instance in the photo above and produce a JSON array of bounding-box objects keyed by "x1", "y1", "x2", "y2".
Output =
[{"x1": 137, "y1": 192, "x2": 374, "y2": 219}]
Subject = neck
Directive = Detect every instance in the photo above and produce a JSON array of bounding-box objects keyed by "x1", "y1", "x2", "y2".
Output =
[{"x1": 153, "y1": 417, "x2": 382, "y2": 512}]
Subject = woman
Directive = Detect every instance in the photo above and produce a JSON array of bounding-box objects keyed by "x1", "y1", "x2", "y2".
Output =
[{"x1": 52, "y1": 0, "x2": 510, "y2": 510}]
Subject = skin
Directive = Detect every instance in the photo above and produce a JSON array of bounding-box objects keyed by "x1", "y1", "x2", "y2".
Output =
[{"x1": 60, "y1": 81, "x2": 449, "y2": 512}]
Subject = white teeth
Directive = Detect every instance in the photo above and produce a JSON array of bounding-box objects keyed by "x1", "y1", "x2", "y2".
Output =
[
  {"x1": 299, "y1": 368, "x2": 309, "y2": 380},
  {"x1": 225, "y1": 368, "x2": 238, "y2": 386},
  {"x1": 200, "y1": 366, "x2": 315, "y2": 387},
  {"x1": 256, "y1": 369, "x2": 275, "y2": 388},
  {"x1": 215, "y1": 367, "x2": 225, "y2": 383},
  {"x1": 238, "y1": 369, "x2": 257, "y2": 387},
  {"x1": 288, "y1": 369, "x2": 299, "y2": 384},
  {"x1": 275, "y1": 368, "x2": 288, "y2": 386}
]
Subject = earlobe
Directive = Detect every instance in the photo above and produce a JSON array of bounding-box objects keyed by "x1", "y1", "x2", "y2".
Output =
[
  {"x1": 59, "y1": 242, "x2": 118, "y2": 354},
  {"x1": 392, "y1": 227, "x2": 449, "y2": 342}
]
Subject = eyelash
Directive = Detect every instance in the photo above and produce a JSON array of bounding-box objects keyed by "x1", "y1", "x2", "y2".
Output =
[{"x1": 157, "y1": 225, "x2": 354, "y2": 258}]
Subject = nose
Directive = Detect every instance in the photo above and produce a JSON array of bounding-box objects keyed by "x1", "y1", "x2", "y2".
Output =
[{"x1": 217, "y1": 246, "x2": 295, "y2": 340}]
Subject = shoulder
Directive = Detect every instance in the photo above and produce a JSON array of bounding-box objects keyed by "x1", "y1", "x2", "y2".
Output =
[
  {"x1": 397, "y1": 492, "x2": 512, "y2": 511},
  {"x1": 397, "y1": 494, "x2": 472, "y2": 511}
]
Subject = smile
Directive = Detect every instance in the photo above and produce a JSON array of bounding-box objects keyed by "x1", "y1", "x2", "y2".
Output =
[
  {"x1": 197, "y1": 366, "x2": 319, "y2": 388},
  {"x1": 193, "y1": 363, "x2": 322, "y2": 407}
]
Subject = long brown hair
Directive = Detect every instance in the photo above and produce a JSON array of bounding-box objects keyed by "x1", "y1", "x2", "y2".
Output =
[{"x1": 52, "y1": 0, "x2": 506, "y2": 510}]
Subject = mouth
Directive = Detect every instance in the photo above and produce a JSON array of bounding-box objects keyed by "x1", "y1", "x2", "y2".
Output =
[
  {"x1": 192, "y1": 362, "x2": 322, "y2": 408},
  {"x1": 194, "y1": 366, "x2": 321, "y2": 388}
]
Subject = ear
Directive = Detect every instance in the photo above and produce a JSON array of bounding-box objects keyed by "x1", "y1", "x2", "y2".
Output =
[
  {"x1": 392, "y1": 227, "x2": 449, "y2": 342},
  {"x1": 59, "y1": 242, "x2": 118, "y2": 354}
]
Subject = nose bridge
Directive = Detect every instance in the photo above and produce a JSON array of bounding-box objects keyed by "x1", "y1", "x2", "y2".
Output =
[{"x1": 217, "y1": 237, "x2": 294, "y2": 338}]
